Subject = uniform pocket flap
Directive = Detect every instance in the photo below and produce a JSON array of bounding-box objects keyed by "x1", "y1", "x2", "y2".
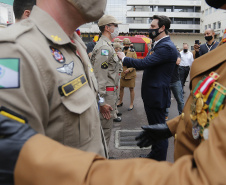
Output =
[{"x1": 61, "y1": 83, "x2": 96, "y2": 114}]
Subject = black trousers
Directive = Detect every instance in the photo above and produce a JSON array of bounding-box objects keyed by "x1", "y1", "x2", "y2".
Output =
[
  {"x1": 144, "y1": 103, "x2": 168, "y2": 161},
  {"x1": 179, "y1": 66, "x2": 190, "y2": 89}
]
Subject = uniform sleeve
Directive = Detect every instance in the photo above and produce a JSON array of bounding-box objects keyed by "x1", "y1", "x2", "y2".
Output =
[
  {"x1": 167, "y1": 115, "x2": 181, "y2": 136},
  {"x1": 0, "y1": 43, "x2": 49, "y2": 134},
  {"x1": 128, "y1": 52, "x2": 137, "y2": 72},
  {"x1": 128, "y1": 68, "x2": 135, "y2": 73},
  {"x1": 92, "y1": 46, "x2": 110, "y2": 102},
  {"x1": 123, "y1": 45, "x2": 174, "y2": 70},
  {"x1": 15, "y1": 107, "x2": 226, "y2": 185},
  {"x1": 133, "y1": 52, "x2": 137, "y2": 59}
]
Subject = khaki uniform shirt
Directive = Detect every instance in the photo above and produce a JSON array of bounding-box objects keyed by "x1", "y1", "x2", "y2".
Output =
[
  {"x1": 167, "y1": 43, "x2": 226, "y2": 160},
  {"x1": 0, "y1": 6, "x2": 106, "y2": 157},
  {"x1": 14, "y1": 44, "x2": 226, "y2": 185},
  {"x1": 91, "y1": 35, "x2": 120, "y2": 106},
  {"x1": 121, "y1": 50, "x2": 137, "y2": 80}
]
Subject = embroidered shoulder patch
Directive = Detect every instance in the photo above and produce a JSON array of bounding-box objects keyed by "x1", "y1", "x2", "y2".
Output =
[
  {"x1": 50, "y1": 46, "x2": 65, "y2": 63},
  {"x1": 0, "y1": 58, "x2": 20, "y2": 89},
  {"x1": 101, "y1": 62, "x2": 108, "y2": 69},
  {"x1": 101, "y1": 50, "x2": 109, "y2": 56}
]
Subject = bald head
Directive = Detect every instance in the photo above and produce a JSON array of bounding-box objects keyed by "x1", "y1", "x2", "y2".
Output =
[
  {"x1": 204, "y1": 28, "x2": 215, "y2": 42},
  {"x1": 205, "y1": 28, "x2": 214, "y2": 34}
]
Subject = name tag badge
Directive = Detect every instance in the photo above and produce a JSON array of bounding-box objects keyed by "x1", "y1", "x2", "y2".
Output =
[{"x1": 59, "y1": 75, "x2": 87, "y2": 97}]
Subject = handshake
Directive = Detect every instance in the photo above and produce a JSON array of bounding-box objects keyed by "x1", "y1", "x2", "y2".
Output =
[{"x1": 135, "y1": 123, "x2": 172, "y2": 148}]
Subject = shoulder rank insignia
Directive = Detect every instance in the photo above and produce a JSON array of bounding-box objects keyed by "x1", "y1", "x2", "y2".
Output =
[
  {"x1": 57, "y1": 61, "x2": 74, "y2": 76},
  {"x1": 101, "y1": 62, "x2": 108, "y2": 69},
  {"x1": 101, "y1": 50, "x2": 109, "y2": 56},
  {"x1": 0, "y1": 106, "x2": 27, "y2": 124},
  {"x1": 190, "y1": 72, "x2": 226, "y2": 140},
  {"x1": 0, "y1": 58, "x2": 20, "y2": 89},
  {"x1": 50, "y1": 46, "x2": 65, "y2": 63}
]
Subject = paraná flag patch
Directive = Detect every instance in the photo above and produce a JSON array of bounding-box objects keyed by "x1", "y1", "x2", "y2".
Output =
[
  {"x1": 101, "y1": 49, "x2": 109, "y2": 56},
  {"x1": 0, "y1": 58, "x2": 20, "y2": 89}
]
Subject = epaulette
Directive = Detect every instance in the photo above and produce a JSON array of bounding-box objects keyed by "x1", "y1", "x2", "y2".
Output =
[
  {"x1": 0, "y1": 106, "x2": 28, "y2": 124},
  {"x1": 107, "y1": 41, "x2": 112, "y2": 46},
  {"x1": 0, "y1": 19, "x2": 34, "y2": 43}
]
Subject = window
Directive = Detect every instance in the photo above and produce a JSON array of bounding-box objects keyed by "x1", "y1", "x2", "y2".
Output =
[
  {"x1": 205, "y1": 9, "x2": 208, "y2": 15},
  {"x1": 209, "y1": 8, "x2": 212, "y2": 14},
  {"x1": 174, "y1": 6, "x2": 194, "y2": 12},
  {"x1": 208, "y1": 24, "x2": 211, "y2": 28},
  {"x1": 205, "y1": 25, "x2": 207, "y2": 30},
  {"x1": 213, "y1": 22, "x2": 216, "y2": 29},
  {"x1": 153, "y1": 6, "x2": 158, "y2": 12},
  {"x1": 218, "y1": 21, "x2": 221, "y2": 29},
  {"x1": 133, "y1": 43, "x2": 145, "y2": 52},
  {"x1": 174, "y1": 18, "x2": 193, "y2": 24}
]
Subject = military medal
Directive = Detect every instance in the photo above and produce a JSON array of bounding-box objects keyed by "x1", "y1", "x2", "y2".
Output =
[
  {"x1": 196, "y1": 97, "x2": 204, "y2": 113},
  {"x1": 192, "y1": 124, "x2": 200, "y2": 140},
  {"x1": 190, "y1": 72, "x2": 226, "y2": 140},
  {"x1": 197, "y1": 110, "x2": 208, "y2": 128},
  {"x1": 203, "y1": 129, "x2": 209, "y2": 140}
]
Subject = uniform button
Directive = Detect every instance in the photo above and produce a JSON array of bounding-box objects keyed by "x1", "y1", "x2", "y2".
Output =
[{"x1": 181, "y1": 113, "x2": 185, "y2": 120}]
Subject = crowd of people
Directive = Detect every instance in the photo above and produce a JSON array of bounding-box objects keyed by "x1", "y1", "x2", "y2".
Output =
[{"x1": 1, "y1": 0, "x2": 226, "y2": 184}]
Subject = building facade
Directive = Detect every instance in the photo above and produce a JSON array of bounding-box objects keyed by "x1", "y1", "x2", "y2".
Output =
[
  {"x1": 127, "y1": 0, "x2": 201, "y2": 33},
  {"x1": 105, "y1": 0, "x2": 128, "y2": 24},
  {"x1": 0, "y1": 0, "x2": 13, "y2": 6},
  {"x1": 200, "y1": 0, "x2": 226, "y2": 39},
  {"x1": 0, "y1": 2, "x2": 14, "y2": 24}
]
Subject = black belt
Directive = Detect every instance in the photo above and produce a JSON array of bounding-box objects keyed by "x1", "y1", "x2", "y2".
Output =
[{"x1": 180, "y1": 66, "x2": 190, "y2": 68}]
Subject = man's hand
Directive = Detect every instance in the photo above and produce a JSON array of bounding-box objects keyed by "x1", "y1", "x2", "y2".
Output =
[
  {"x1": 0, "y1": 115, "x2": 37, "y2": 184},
  {"x1": 124, "y1": 69, "x2": 130, "y2": 74},
  {"x1": 135, "y1": 124, "x2": 172, "y2": 148},
  {"x1": 176, "y1": 57, "x2": 181, "y2": 65},
  {"x1": 100, "y1": 104, "x2": 113, "y2": 120},
  {"x1": 194, "y1": 44, "x2": 200, "y2": 52},
  {"x1": 117, "y1": 52, "x2": 125, "y2": 60}
]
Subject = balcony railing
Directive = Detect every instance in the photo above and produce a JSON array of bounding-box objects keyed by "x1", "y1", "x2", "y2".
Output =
[
  {"x1": 129, "y1": 23, "x2": 200, "y2": 30},
  {"x1": 127, "y1": 0, "x2": 201, "y2": 6},
  {"x1": 127, "y1": 11, "x2": 201, "y2": 18}
]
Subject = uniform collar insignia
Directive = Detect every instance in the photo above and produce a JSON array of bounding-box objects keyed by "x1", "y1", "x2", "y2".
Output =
[
  {"x1": 29, "y1": 6, "x2": 71, "y2": 45},
  {"x1": 57, "y1": 61, "x2": 74, "y2": 76},
  {"x1": 51, "y1": 35, "x2": 62, "y2": 42}
]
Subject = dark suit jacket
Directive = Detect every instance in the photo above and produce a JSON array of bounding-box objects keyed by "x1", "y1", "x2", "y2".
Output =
[
  {"x1": 195, "y1": 41, "x2": 219, "y2": 58},
  {"x1": 123, "y1": 36, "x2": 178, "y2": 109}
]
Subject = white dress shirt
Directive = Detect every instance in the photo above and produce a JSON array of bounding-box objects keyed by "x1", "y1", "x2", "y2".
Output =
[{"x1": 179, "y1": 50, "x2": 194, "y2": 67}]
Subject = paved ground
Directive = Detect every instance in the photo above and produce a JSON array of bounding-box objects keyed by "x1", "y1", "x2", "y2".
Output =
[{"x1": 109, "y1": 70, "x2": 190, "y2": 162}]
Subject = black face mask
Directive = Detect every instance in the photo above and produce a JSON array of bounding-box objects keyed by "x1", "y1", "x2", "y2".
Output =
[
  {"x1": 183, "y1": 49, "x2": 188, "y2": 53},
  {"x1": 205, "y1": 36, "x2": 213, "y2": 41},
  {"x1": 124, "y1": 46, "x2": 129, "y2": 50},
  {"x1": 130, "y1": 46, "x2": 133, "y2": 49},
  {"x1": 205, "y1": 0, "x2": 225, "y2": 8},
  {"x1": 149, "y1": 28, "x2": 163, "y2": 39}
]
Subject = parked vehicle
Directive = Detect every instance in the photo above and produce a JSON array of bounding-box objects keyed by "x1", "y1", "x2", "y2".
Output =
[{"x1": 114, "y1": 35, "x2": 151, "y2": 59}]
